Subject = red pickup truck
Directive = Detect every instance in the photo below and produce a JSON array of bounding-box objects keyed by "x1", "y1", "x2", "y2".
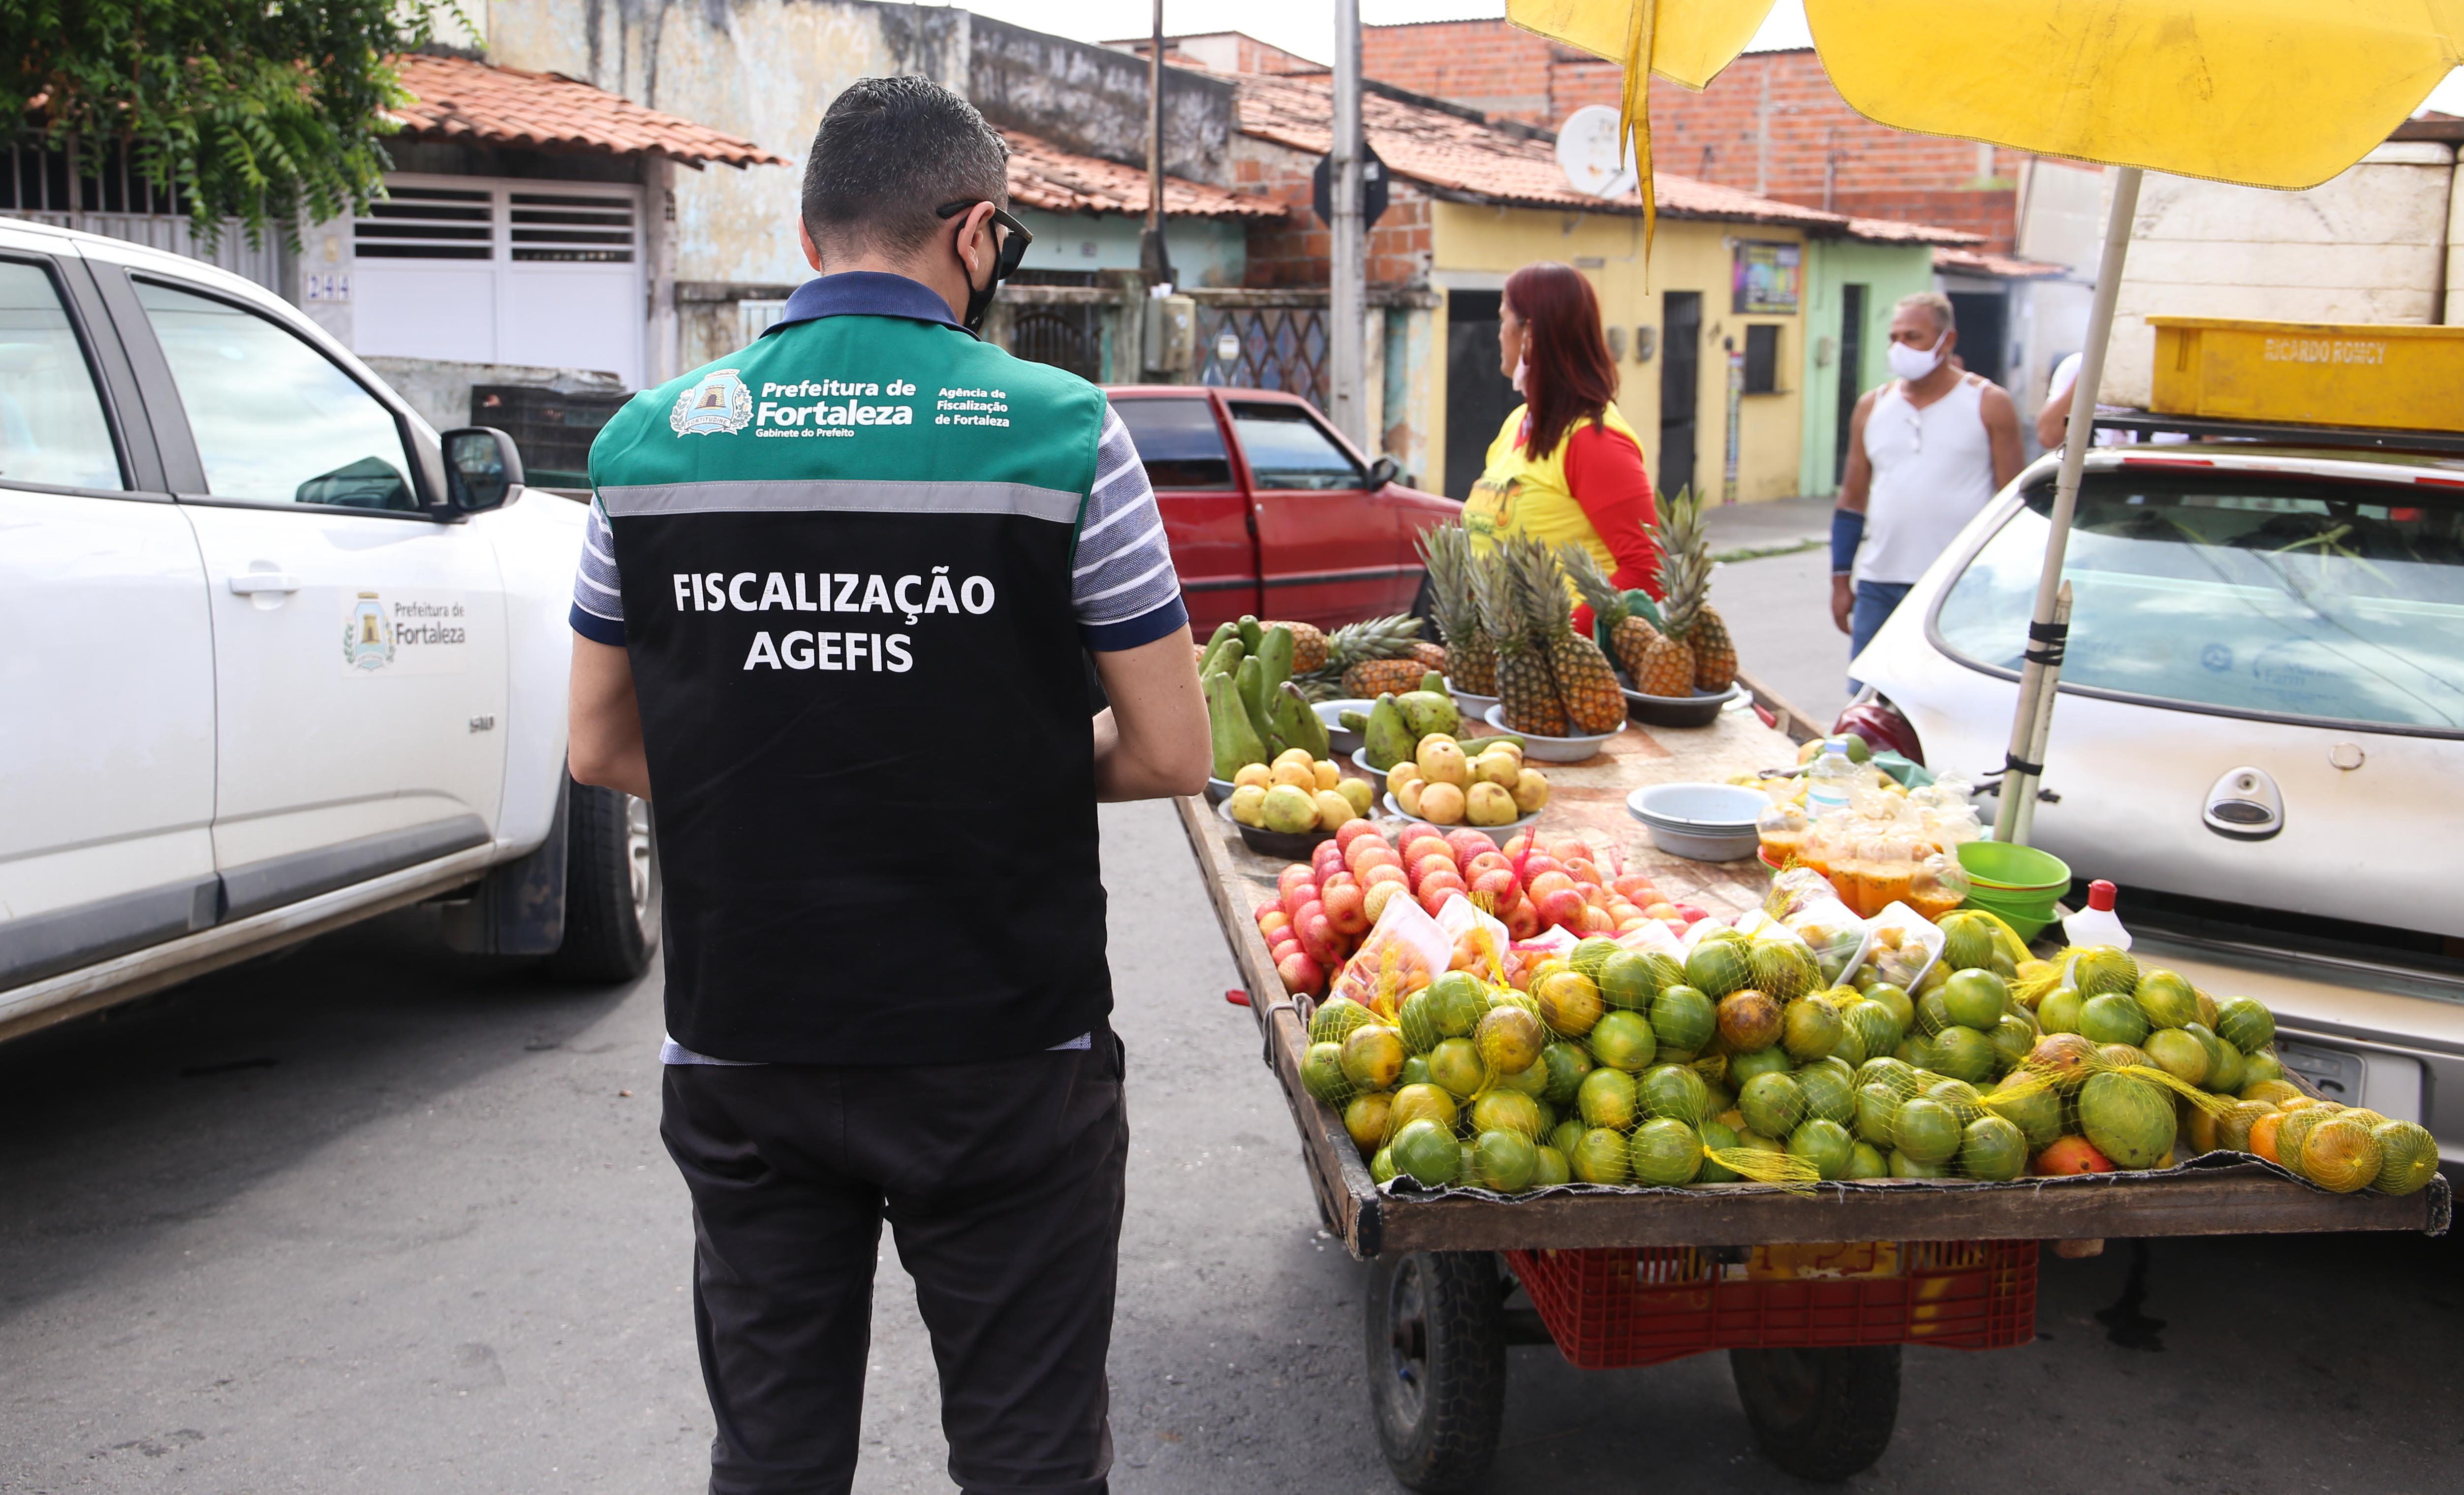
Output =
[{"x1": 1106, "y1": 385, "x2": 1460, "y2": 632}]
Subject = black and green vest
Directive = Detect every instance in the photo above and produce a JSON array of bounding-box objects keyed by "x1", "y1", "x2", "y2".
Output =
[{"x1": 590, "y1": 272, "x2": 1112, "y2": 1064}]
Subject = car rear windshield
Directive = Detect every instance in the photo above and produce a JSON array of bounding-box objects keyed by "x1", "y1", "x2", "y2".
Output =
[
  {"x1": 1115, "y1": 397, "x2": 1232, "y2": 490},
  {"x1": 1934, "y1": 469, "x2": 2464, "y2": 732}
]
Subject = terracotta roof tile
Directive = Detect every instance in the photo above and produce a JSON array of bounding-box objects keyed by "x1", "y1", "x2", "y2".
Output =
[
  {"x1": 1001, "y1": 130, "x2": 1286, "y2": 220},
  {"x1": 1844, "y1": 215, "x2": 1984, "y2": 246},
  {"x1": 1934, "y1": 245, "x2": 2070, "y2": 278},
  {"x1": 1228, "y1": 70, "x2": 1987, "y2": 244},
  {"x1": 385, "y1": 54, "x2": 787, "y2": 169}
]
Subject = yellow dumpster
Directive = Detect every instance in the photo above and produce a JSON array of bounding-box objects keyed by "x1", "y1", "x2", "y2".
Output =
[{"x1": 2149, "y1": 317, "x2": 2464, "y2": 433}]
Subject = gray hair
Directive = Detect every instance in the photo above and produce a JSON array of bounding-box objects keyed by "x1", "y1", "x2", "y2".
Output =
[
  {"x1": 1894, "y1": 291, "x2": 1956, "y2": 335},
  {"x1": 802, "y1": 75, "x2": 1010, "y2": 262}
]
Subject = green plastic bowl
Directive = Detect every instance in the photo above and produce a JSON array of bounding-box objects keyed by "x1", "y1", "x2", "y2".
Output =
[
  {"x1": 1956, "y1": 839, "x2": 2071, "y2": 892},
  {"x1": 1959, "y1": 896, "x2": 2053, "y2": 942}
]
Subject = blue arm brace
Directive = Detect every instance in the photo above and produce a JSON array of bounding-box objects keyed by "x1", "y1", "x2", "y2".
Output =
[{"x1": 1830, "y1": 508, "x2": 1865, "y2": 576}]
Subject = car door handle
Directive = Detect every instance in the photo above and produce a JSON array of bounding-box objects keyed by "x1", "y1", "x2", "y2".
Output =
[{"x1": 228, "y1": 573, "x2": 302, "y2": 595}]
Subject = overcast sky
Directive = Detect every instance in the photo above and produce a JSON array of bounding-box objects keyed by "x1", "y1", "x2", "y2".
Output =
[{"x1": 952, "y1": 0, "x2": 2464, "y2": 117}]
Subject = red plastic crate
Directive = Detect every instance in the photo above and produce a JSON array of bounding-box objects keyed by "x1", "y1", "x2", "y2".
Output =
[{"x1": 1504, "y1": 1240, "x2": 2037, "y2": 1370}]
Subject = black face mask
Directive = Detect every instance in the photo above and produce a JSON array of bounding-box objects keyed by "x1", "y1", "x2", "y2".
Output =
[{"x1": 936, "y1": 201, "x2": 1033, "y2": 335}]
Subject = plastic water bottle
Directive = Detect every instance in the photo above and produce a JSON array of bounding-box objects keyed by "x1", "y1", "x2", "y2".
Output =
[
  {"x1": 2062, "y1": 879, "x2": 2132, "y2": 950},
  {"x1": 1806, "y1": 742, "x2": 1860, "y2": 814}
]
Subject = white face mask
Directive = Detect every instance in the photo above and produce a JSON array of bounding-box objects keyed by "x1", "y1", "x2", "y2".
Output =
[
  {"x1": 1512, "y1": 355, "x2": 1528, "y2": 396},
  {"x1": 1886, "y1": 330, "x2": 1948, "y2": 383}
]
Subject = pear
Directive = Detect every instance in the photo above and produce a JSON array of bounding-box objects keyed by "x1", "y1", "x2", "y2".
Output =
[
  {"x1": 1395, "y1": 689, "x2": 1463, "y2": 741},
  {"x1": 1364, "y1": 694, "x2": 1416, "y2": 771}
]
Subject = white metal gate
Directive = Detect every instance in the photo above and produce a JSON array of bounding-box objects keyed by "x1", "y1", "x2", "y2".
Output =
[{"x1": 351, "y1": 173, "x2": 644, "y2": 387}]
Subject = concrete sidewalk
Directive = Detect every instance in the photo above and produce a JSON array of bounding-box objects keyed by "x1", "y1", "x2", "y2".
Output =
[{"x1": 1700, "y1": 493, "x2": 1833, "y2": 559}]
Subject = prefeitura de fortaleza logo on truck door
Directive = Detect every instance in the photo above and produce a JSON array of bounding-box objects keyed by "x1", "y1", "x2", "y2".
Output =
[
  {"x1": 341, "y1": 591, "x2": 470, "y2": 676},
  {"x1": 672, "y1": 369, "x2": 753, "y2": 436}
]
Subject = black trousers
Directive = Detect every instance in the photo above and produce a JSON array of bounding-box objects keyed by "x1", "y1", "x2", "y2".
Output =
[{"x1": 661, "y1": 1031, "x2": 1127, "y2": 1495}]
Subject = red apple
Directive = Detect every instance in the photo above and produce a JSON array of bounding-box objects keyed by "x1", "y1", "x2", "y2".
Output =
[
  {"x1": 1537, "y1": 887, "x2": 1590, "y2": 930},
  {"x1": 1279, "y1": 864, "x2": 1315, "y2": 900},
  {"x1": 1322, "y1": 882, "x2": 1370, "y2": 936},
  {"x1": 1504, "y1": 902, "x2": 1542, "y2": 940},
  {"x1": 1277, "y1": 949, "x2": 1326, "y2": 996},
  {"x1": 1299, "y1": 913, "x2": 1345, "y2": 968},
  {"x1": 1444, "y1": 829, "x2": 1493, "y2": 864},
  {"x1": 1336, "y1": 820, "x2": 1386, "y2": 853}
]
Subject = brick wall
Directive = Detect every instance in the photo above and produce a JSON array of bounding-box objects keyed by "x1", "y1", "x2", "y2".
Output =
[
  {"x1": 1359, "y1": 21, "x2": 1560, "y2": 124},
  {"x1": 1361, "y1": 24, "x2": 2026, "y2": 250},
  {"x1": 1233, "y1": 135, "x2": 1431, "y2": 290}
]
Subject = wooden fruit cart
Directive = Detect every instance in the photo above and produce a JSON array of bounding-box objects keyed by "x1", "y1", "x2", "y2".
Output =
[{"x1": 1176, "y1": 698, "x2": 2451, "y2": 1490}]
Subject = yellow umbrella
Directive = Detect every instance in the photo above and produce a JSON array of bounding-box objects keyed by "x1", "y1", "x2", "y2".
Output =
[{"x1": 1510, "y1": 0, "x2": 2464, "y2": 843}]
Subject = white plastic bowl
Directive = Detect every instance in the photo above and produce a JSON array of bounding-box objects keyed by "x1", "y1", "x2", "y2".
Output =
[
  {"x1": 1315, "y1": 698, "x2": 1375, "y2": 755},
  {"x1": 1481, "y1": 703, "x2": 1619, "y2": 763}
]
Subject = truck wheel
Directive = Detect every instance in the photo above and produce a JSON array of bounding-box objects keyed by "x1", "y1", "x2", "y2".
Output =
[
  {"x1": 1729, "y1": 1344, "x2": 1901, "y2": 1482},
  {"x1": 1364, "y1": 1252, "x2": 1506, "y2": 1493},
  {"x1": 544, "y1": 782, "x2": 659, "y2": 982}
]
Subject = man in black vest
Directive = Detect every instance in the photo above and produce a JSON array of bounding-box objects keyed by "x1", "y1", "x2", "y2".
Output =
[{"x1": 568, "y1": 75, "x2": 1210, "y2": 1495}]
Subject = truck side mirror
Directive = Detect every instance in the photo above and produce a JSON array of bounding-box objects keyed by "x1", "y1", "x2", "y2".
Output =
[
  {"x1": 443, "y1": 426, "x2": 525, "y2": 513},
  {"x1": 1367, "y1": 455, "x2": 1400, "y2": 490}
]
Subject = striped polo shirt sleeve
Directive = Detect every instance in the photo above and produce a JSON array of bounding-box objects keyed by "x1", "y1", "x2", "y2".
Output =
[
  {"x1": 1074, "y1": 400, "x2": 1188, "y2": 652},
  {"x1": 569, "y1": 495, "x2": 627, "y2": 646}
]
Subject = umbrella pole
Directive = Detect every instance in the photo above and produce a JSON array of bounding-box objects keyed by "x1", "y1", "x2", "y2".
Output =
[
  {"x1": 2007, "y1": 581, "x2": 2072, "y2": 847},
  {"x1": 1994, "y1": 164, "x2": 2144, "y2": 845}
]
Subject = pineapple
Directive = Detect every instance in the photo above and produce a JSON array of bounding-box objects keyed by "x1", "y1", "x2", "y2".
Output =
[
  {"x1": 1417, "y1": 522, "x2": 1496, "y2": 695},
  {"x1": 1407, "y1": 641, "x2": 1448, "y2": 673},
  {"x1": 1475, "y1": 541, "x2": 1569, "y2": 737},
  {"x1": 1303, "y1": 614, "x2": 1424, "y2": 700},
  {"x1": 1651, "y1": 487, "x2": 1736, "y2": 693},
  {"x1": 1342, "y1": 658, "x2": 1428, "y2": 699},
  {"x1": 1558, "y1": 544, "x2": 1660, "y2": 687},
  {"x1": 1512, "y1": 538, "x2": 1627, "y2": 735},
  {"x1": 1689, "y1": 603, "x2": 1737, "y2": 692},
  {"x1": 1635, "y1": 628, "x2": 1697, "y2": 699},
  {"x1": 1265, "y1": 620, "x2": 1328, "y2": 674}
]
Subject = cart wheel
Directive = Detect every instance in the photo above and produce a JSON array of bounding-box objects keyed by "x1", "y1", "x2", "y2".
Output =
[
  {"x1": 1729, "y1": 1344, "x2": 1901, "y2": 1482},
  {"x1": 1363, "y1": 1252, "x2": 1506, "y2": 1493}
]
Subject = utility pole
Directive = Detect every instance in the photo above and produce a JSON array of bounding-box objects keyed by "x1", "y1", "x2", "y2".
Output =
[
  {"x1": 1140, "y1": 0, "x2": 1173, "y2": 286},
  {"x1": 1329, "y1": 0, "x2": 1366, "y2": 446}
]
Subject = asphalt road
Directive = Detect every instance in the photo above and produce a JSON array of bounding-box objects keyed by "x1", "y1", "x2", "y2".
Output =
[{"x1": 6, "y1": 799, "x2": 2462, "y2": 1494}]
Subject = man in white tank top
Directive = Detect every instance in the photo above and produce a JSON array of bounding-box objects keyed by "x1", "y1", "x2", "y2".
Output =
[{"x1": 1830, "y1": 292, "x2": 2024, "y2": 688}]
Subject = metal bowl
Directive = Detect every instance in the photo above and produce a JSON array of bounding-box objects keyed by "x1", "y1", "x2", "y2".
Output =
[
  {"x1": 1622, "y1": 680, "x2": 1743, "y2": 729},
  {"x1": 1205, "y1": 776, "x2": 1237, "y2": 804},
  {"x1": 1480, "y1": 703, "x2": 1619, "y2": 763}
]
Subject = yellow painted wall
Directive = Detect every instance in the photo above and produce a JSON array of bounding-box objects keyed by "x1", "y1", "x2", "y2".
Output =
[{"x1": 1428, "y1": 201, "x2": 1807, "y2": 504}]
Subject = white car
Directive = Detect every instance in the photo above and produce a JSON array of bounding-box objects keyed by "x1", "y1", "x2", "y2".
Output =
[
  {"x1": 1852, "y1": 438, "x2": 2464, "y2": 1158},
  {"x1": 0, "y1": 222, "x2": 654, "y2": 1044}
]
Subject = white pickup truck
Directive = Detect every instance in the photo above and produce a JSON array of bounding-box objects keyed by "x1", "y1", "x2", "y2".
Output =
[{"x1": 0, "y1": 222, "x2": 654, "y2": 1043}]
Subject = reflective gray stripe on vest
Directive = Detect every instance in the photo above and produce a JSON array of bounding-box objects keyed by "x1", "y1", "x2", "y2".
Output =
[{"x1": 598, "y1": 479, "x2": 1083, "y2": 524}]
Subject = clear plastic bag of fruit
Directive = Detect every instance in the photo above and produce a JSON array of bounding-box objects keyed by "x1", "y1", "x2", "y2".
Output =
[
  {"x1": 1433, "y1": 891, "x2": 1511, "y2": 986},
  {"x1": 1773, "y1": 891, "x2": 1868, "y2": 988},
  {"x1": 1845, "y1": 901, "x2": 1947, "y2": 991},
  {"x1": 1906, "y1": 851, "x2": 1972, "y2": 921},
  {"x1": 1755, "y1": 800, "x2": 1812, "y2": 865},
  {"x1": 1328, "y1": 887, "x2": 1453, "y2": 1019}
]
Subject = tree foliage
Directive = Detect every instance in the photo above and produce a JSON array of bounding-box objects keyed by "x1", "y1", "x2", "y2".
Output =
[{"x1": 1, "y1": 0, "x2": 466, "y2": 246}]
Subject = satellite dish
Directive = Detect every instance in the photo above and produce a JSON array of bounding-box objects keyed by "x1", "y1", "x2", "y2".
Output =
[{"x1": 1556, "y1": 104, "x2": 1640, "y2": 199}]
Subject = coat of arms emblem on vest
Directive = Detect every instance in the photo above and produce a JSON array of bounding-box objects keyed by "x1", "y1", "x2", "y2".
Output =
[{"x1": 671, "y1": 369, "x2": 753, "y2": 436}]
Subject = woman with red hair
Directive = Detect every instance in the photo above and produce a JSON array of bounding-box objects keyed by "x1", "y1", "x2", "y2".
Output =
[{"x1": 1464, "y1": 262, "x2": 1659, "y2": 624}]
